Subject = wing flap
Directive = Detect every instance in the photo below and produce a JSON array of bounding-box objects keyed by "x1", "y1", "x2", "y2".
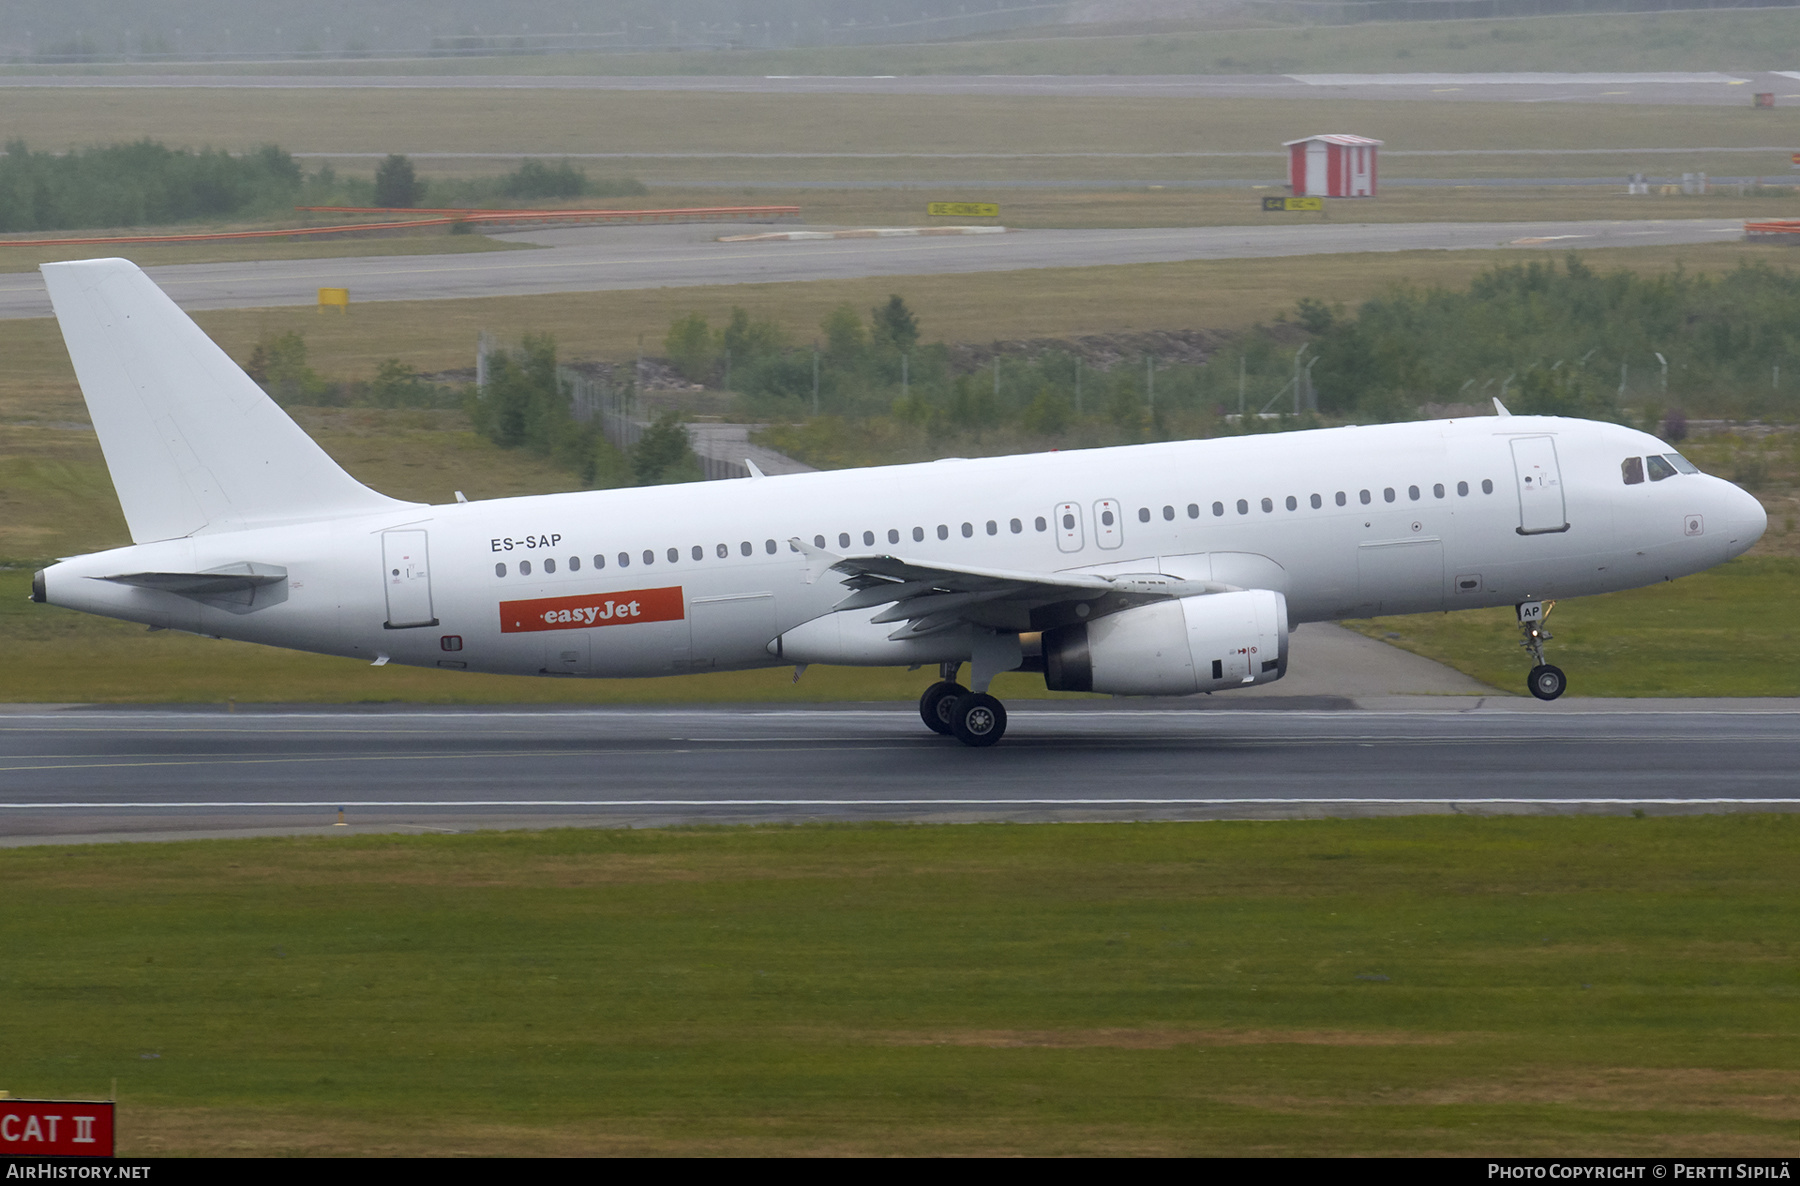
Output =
[{"x1": 790, "y1": 537, "x2": 1236, "y2": 638}]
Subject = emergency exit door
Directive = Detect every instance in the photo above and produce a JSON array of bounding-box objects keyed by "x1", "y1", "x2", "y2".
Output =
[
  {"x1": 382, "y1": 530, "x2": 438, "y2": 628},
  {"x1": 1054, "y1": 502, "x2": 1085, "y2": 553},
  {"x1": 1510, "y1": 437, "x2": 1570, "y2": 535}
]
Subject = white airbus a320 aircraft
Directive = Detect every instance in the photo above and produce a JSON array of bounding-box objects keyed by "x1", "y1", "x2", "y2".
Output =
[{"x1": 30, "y1": 259, "x2": 1766, "y2": 745}]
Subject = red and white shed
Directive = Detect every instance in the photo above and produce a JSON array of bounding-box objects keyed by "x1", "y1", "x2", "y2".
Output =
[{"x1": 1283, "y1": 133, "x2": 1382, "y2": 198}]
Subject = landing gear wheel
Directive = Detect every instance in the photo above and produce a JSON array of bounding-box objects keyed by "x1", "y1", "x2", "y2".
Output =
[
  {"x1": 949, "y1": 692, "x2": 1008, "y2": 748},
  {"x1": 1528, "y1": 664, "x2": 1567, "y2": 701},
  {"x1": 919, "y1": 681, "x2": 966, "y2": 735}
]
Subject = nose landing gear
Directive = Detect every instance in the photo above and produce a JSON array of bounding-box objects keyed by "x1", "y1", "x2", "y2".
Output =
[{"x1": 1517, "y1": 600, "x2": 1567, "y2": 701}]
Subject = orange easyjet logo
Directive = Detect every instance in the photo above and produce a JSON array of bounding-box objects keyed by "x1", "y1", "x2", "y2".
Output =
[{"x1": 499, "y1": 587, "x2": 684, "y2": 633}]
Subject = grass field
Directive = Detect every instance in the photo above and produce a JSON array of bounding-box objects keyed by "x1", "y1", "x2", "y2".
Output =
[
  {"x1": 1345, "y1": 557, "x2": 1800, "y2": 698},
  {"x1": 0, "y1": 413, "x2": 588, "y2": 561},
  {"x1": 7, "y1": 240, "x2": 1792, "y2": 426},
  {"x1": 2, "y1": 817, "x2": 1795, "y2": 1155},
  {"x1": 12, "y1": 9, "x2": 1800, "y2": 76},
  {"x1": 5, "y1": 90, "x2": 1798, "y2": 175},
  {"x1": 307, "y1": 151, "x2": 1800, "y2": 188}
]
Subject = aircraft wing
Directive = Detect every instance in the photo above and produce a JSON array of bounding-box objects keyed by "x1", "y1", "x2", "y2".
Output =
[{"x1": 790, "y1": 538, "x2": 1234, "y2": 639}]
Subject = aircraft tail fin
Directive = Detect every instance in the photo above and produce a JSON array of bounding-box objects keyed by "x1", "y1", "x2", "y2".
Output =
[{"x1": 41, "y1": 257, "x2": 417, "y2": 544}]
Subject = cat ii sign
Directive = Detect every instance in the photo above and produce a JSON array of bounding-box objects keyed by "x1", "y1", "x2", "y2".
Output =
[{"x1": 0, "y1": 1101, "x2": 114, "y2": 1157}]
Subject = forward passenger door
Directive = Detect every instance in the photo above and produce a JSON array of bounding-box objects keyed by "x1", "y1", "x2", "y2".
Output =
[{"x1": 1511, "y1": 436, "x2": 1570, "y2": 535}]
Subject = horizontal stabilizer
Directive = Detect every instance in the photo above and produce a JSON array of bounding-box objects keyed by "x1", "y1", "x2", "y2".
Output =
[
  {"x1": 41, "y1": 258, "x2": 419, "y2": 543},
  {"x1": 100, "y1": 562, "x2": 289, "y2": 609},
  {"x1": 100, "y1": 562, "x2": 287, "y2": 597}
]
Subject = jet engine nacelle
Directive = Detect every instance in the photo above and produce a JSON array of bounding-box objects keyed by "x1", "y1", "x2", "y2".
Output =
[{"x1": 1042, "y1": 589, "x2": 1288, "y2": 695}]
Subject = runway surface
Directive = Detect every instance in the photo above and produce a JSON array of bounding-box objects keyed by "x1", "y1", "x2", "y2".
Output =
[
  {"x1": 2, "y1": 700, "x2": 1796, "y2": 844},
  {"x1": 0, "y1": 218, "x2": 1744, "y2": 318},
  {"x1": 5, "y1": 71, "x2": 1798, "y2": 105},
  {"x1": 290, "y1": 147, "x2": 1800, "y2": 161}
]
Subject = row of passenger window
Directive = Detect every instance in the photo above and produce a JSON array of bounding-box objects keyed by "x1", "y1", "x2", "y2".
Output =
[
  {"x1": 491, "y1": 477, "x2": 1499, "y2": 578},
  {"x1": 498, "y1": 538, "x2": 788, "y2": 578},
  {"x1": 493, "y1": 524, "x2": 1033, "y2": 577},
  {"x1": 1208, "y1": 478, "x2": 1495, "y2": 517}
]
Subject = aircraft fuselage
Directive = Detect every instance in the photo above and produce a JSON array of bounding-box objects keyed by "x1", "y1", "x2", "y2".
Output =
[{"x1": 40, "y1": 414, "x2": 1764, "y2": 682}]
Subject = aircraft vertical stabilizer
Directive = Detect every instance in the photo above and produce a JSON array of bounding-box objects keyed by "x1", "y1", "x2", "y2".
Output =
[{"x1": 41, "y1": 257, "x2": 418, "y2": 543}]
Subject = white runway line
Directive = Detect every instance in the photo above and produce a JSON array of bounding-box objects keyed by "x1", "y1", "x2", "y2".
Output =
[
  {"x1": 7, "y1": 798, "x2": 1800, "y2": 810},
  {"x1": 0, "y1": 704, "x2": 1797, "y2": 723},
  {"x1": 1287, "y1": 72, "x2": 1750, "y2": 86}
]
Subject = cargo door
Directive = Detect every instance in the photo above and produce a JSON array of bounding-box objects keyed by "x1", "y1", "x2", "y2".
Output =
[
  {"x1": 1357, "y1": 537, "x2": 1445, "y2": 615},
  {"x1": 543, "y1": 633, "x2": 590, "y2": 675},
  {"x1": 1510, "y1": 436, "x2": 1570, "y2": 535},
  {"x1": 688, "y1": 593, "x2": 778, "y2": 670},
  {"x1": 382, "y1": 530, "x2": 438, "y2": 628},
  {"x1": 1054, "y1": 502, "x2": 1085, "y2": 553},
  {"x1": 1093, "y1": 499, "x2": 1123, "y2": 549}
]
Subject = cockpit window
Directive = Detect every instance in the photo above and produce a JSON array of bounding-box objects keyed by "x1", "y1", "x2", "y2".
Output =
[
  {"x1": 1621, "y1": 456, "x2": 1645, "y2": 485},
  {"x1": 1665, "y1": 453, "x2": 1700, "y2": 475},
  {"x1": 1646, "y1": 454, "x2": 1678, "y2": 482}
]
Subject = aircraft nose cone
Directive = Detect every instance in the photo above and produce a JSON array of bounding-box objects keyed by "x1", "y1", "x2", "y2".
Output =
[{"x1": 1725, "y1": 482, "x2": 1766, "y2": 552}]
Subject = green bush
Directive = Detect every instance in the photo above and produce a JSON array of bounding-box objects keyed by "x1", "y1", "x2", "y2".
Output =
[
  {"x1": 242, "y1": 334, "x2": 465, "y2": 410},
  {"x1": 1304, "y1": 255, "x2": 1800, "y2": 419},
  {"x1": 502, "y1": 160, "x2": 588, "y2": 200},
  {"x1": 373, "y1": 153, "x2": 424, "y2": 209},
  {"x1": 0, "y1": 139, "x2": 304, "y2": 232},
  {"x1": 469, "y1": 335, "x2": 571, "y2": 451},
  {"x1": 632, "y1": 412, "x2": 703, "y2": 485},
  {"x1": 243, "y1": 331, "x2": 328, "y2": 404},
  {"x1": 871, "y1": 294, "x2": 920, "y2": 352},
  {"x1": 467, "y1": 336, "x2": 632, "y2": 487},
  {"x1": 721, "y1": 306, "x2": 787, "y2": 365},
  {"x1": 367, "y1": 359, "x2": 463, "y2": 410},
  {"x1": 664, "y1": 312, "x2": 717, "y2": 384}
]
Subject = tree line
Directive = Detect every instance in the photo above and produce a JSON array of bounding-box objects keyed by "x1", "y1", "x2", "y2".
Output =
[
  {"x1": 670, "y1": 258, "x2": 1800, "y2": 455},
  {"x1": 243, "y1": 256, "x2": 1800, "y2": 495},
  {"x1": 244, "y1": 331, "x2": 698, "y2": 489},
  {"x1": 1302, "y1": 255, "x2": 1800, "y2": 421},
  {"x1": 0, "y1": 142, "x2": 643, "y2": 232},
  {"x1": 663, "y1": 295, "x2": 1237, "y2": 448}
]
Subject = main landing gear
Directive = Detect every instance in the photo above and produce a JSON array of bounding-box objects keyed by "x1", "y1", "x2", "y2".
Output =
[
  {"x1": 918, "y1": 662, "x2": 1009, "y2": 747},
  {"x1": 1517, "y1": 600, "x2": 1567, "y2": 701}
]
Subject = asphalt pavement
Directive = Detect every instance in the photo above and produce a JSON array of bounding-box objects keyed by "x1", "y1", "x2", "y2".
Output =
[
  {"x1": 2, "y1": 699, "x2": 1795, "y2": 845},
  {"x1": 0, "y1": 218, "x2": 1745, "y2": 319}
]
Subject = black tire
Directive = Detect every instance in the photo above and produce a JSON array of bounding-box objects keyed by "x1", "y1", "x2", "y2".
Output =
[
  {"x1": 1528, "y1": 663, "x2": 1567, "y2": 701},
  {"x1": 919, "y1": 681, "x2": 966, "y2": 735},
  {"x1": 949, "y1": 692, "x2": 1008, "y2": 748}
]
